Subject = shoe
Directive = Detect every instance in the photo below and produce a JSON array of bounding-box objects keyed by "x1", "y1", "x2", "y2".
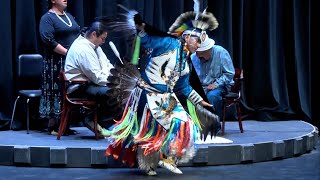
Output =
[
  {"x1": 145, "y1": 168, "x2": 157, "y2": 176},
  {"x1": 158, "y1": 160, "x2": 183, "y2": 174},
  {"x1": 50, "y1": 130, "x2": 58, "y2": 136},
  {"x1": 48, "y1": 125, "x2": 58, "y2": 136},
  {"x1": 47, "y1": 119, "x2": 57, "y2": 135}
]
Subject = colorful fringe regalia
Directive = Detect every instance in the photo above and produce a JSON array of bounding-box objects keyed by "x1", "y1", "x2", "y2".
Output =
[
  {"x1": 100, "y1": 2, "x2": 221, "y2": 174},
  {"x1": 105, "y1": 32, "x2": 205, "y2": 171}
]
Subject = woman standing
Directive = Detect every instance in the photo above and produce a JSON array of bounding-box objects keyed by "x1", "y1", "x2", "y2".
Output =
[{"x1": 39, "y1": 0, "x2": 80, "y2": 135}]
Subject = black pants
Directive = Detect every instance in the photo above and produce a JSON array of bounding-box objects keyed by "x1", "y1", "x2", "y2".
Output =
[{"x1": 69, "y1": 84, "x2": 121, "y2": 128}]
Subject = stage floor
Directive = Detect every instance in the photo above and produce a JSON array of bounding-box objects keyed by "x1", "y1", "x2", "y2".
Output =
[{"x1": 0, "y1": 120, "x2": 318, "y2": 168}]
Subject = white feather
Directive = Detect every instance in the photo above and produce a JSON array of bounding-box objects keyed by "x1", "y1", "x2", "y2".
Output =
[
  {"x1": 118, "y1": 4, "x2": 138, "y2": 30},
  {"x1": 109, "y1": 41, "x2": 123, "y2": 64},
  {"x1": 203, "y1": 7, "x2": 207, "y2": 14},
  {"x1": 193, "y1": 0, "x2": 200, "y2": 20}
]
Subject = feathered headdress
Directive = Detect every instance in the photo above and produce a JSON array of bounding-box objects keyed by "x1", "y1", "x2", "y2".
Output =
[{"x1": 168, "y1": 1, "x2": 218, "y2": 42}]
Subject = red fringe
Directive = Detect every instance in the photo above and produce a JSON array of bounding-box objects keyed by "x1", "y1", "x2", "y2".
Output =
[
  {"x1": 106, "y1": 143, "x2": 123, "y2": 160},
  {"x1": 176, "y1": 122, "x2": 185, "y2": 157},
  {"x1": 122, "y1": 145, "x2": 137, "y2": 167},
  {"x1": 142, "y1": 124, "x2": 167, "y2": 156},
  {"x1": 169, "y1": 121, "x2": 191, "y2": 158},
  {"x1": 183, "y1": 121, "x2": 191, "y2": 151},
  {"x1": 106, "y1": 144, "x2": 137, "y2": 167}
]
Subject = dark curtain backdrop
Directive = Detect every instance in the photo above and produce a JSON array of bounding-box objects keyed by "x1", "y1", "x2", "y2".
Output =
[{"x1": 0, "y1": 0, "x2": 318, "y2": 129}]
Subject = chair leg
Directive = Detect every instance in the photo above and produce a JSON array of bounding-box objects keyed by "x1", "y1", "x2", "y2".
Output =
[
  {"x1": 10, "y1": 96, "x2": 20, "y2": 130},
  {"x1": 221, "y1": 101, "x2": 226, "y2": 136},
  {"x1": 26, "y1": 98, "x2": 30, "y2": 134},
  {"x1": 57, "y1": 107, "x2": 70, "y2": 140},
  {"x1": 94, "y1": 109, "x2": 98, "y2": 140},
  {"x1": 236, "y1": 102, "x2": 244, "y2": 133}
]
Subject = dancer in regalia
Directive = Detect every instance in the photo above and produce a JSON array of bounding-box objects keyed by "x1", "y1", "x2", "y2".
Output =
[{"x1": 101, "y1": 2, "x2": 220, "y2": 176}]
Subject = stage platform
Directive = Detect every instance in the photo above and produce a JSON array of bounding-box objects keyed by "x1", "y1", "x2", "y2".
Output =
[{"x1": 0, "y1": 120, "x2": 318, "y2": 168}]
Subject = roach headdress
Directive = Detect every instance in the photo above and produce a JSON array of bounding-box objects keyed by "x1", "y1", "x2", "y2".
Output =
[{"x1": 168, "y1": 0, "x2": 218, "y2": 42}]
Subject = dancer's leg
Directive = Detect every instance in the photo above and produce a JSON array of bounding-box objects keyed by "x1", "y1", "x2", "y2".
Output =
[{"x1": 137, "y1": 147, "x2": 160, "y2": 176}]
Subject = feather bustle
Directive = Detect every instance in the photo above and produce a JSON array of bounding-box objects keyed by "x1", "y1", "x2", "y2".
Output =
[{"x1": 105, "y1": 58, "x2": 141, "y2": 113}]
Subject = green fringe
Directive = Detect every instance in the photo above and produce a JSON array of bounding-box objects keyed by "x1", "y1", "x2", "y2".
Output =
[
  {"x1": 131, "y1": 36, "x2": 141, "y2": 65},
  {"x1": 113, "y1": 113, "x2": 130, "y2": 132},
  {"x1": 130, "y1": 113, "x2": 139, "y2": 136},
  {"x1": 187, "y1": 100, "x2": 202, "y2": 130},
  {"x1": 161, "y1": 118, "x2": 177, "y2": 147},
  {"x1": 139, "y1": 118, "x2": 156, "y2": 140},
  {"x1": 113, "y1": 112, "x2": 137, "y2": 139}
]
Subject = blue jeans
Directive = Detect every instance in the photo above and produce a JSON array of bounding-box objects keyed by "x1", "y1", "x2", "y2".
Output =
[{"x1": 206, "y1": 87, "x2": 226, "y2": 119}]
